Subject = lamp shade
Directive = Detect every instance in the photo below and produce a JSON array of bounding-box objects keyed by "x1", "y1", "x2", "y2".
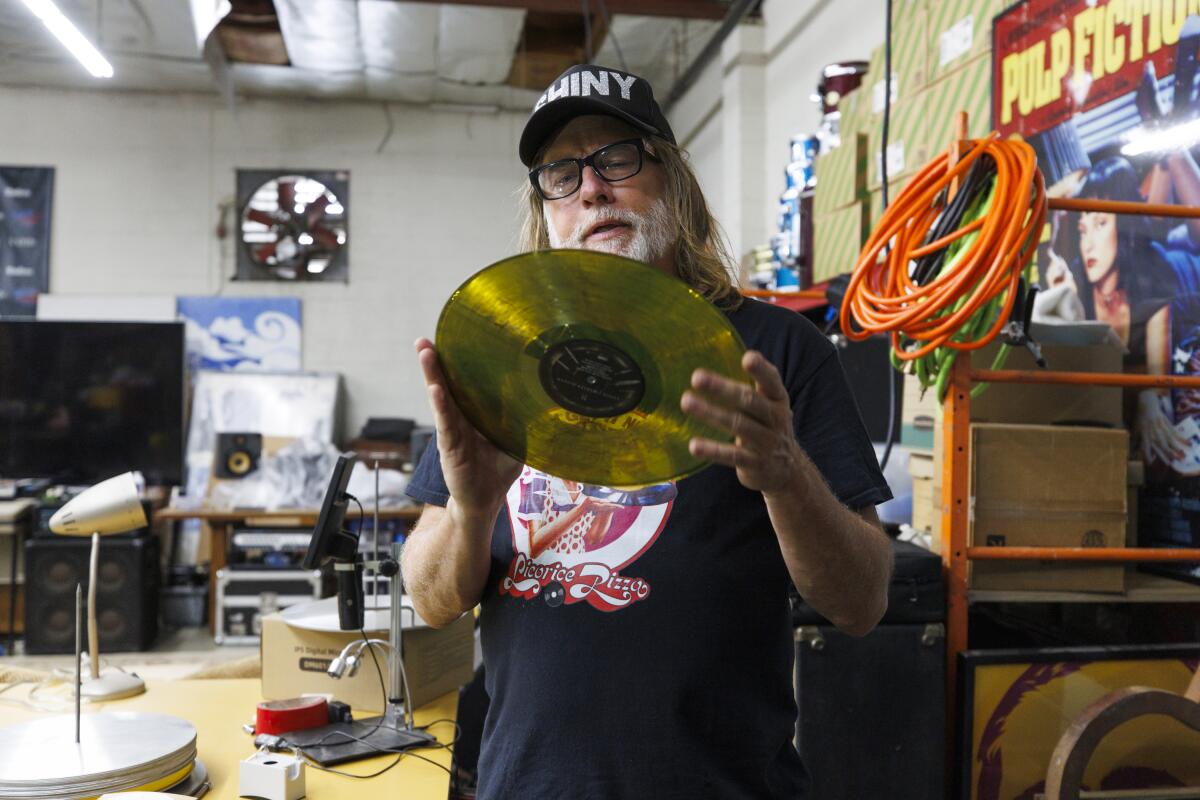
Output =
[{"x1": 49, "y1": 472, "x2": 147, "y2": 536}]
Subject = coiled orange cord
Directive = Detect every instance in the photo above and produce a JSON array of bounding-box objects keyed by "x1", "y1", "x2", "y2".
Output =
[{"x1": 838, "y1": 135, "x2": 1047, "y2": 363}]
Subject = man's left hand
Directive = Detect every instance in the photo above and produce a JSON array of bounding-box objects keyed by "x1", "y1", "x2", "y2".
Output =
[{"x1": 681, "y1": 350, "x2": 800, "y2": 495}]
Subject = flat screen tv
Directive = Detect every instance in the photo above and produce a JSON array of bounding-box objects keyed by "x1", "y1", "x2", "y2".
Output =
[{"x1": 0, "y1": 320, "x2": 185, "y2": 486}]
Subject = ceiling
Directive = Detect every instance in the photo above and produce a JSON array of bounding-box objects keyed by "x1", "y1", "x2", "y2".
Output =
[{"x1": 0, "y1": 0, "x2": 739, "y2": 112}]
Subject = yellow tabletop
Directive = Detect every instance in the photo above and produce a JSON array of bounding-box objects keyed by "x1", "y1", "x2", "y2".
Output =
[{"x1": 0, "y1": 678, "x2": 457, "y2": 799}]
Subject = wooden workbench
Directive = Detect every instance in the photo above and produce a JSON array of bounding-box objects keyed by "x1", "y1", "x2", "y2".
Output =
[{"x1": 153, "y1": 507, "x2": 424, "y2": 634}]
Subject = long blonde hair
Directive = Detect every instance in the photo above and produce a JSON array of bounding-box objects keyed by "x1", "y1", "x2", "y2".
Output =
[{"x1": 517, "y1": 134, "x2": 743, "y2": 310}]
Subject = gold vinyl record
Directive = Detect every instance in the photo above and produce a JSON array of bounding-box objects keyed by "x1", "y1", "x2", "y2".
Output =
[{"x1": 436, "y1": 249, "x2": 748, "y2": 487}]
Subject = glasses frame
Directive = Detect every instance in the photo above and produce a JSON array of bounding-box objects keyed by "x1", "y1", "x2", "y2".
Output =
[{"x1": 528, "y1": 138, "x2": 647, "y2": 201}]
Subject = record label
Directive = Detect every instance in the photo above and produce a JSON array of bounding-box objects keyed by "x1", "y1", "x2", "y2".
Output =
[{"x1": 538, "y1": 338, "x2": 645, "y2": 417}]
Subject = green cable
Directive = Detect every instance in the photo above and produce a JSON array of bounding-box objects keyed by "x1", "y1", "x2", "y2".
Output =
[{"x1": 892, "y1": 175, "x2": 1038, "y2": 405}]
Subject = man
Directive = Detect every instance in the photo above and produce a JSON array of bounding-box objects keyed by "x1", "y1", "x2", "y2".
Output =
[{"x1": 403, "y1": 64, "x2": 893, "y2": 798}]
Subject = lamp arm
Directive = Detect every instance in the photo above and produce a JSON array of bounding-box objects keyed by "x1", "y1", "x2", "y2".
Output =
[{"x1": 88, "y1": 533, "x2": 100, "y2": 680}]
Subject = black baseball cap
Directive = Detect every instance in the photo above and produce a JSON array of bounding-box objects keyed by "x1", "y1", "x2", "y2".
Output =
[{"x1": 519, "y1": 64, "x2": 676, "y2": 167}]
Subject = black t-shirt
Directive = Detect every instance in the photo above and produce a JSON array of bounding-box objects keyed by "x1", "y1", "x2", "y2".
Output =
[{"x1": 406, "y1": 298, "x2": 891, "y2": 799}]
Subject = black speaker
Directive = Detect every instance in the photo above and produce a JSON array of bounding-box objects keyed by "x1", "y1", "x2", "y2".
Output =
[
  {"x1": 215, "y1": 432, "x2": 262, "y2": 479},
  {"x1": 792, "y1": 540, "x2": 946, "y2": 800},
  {"x1": 834, "y1": 334, "x2": 901, "y2": 444},
  {"x1": 23, "y1": 534, "x2": 159, "y2": 654},
  {"x1": 794, "y1": 623, "x2": 945, "y2": 800}
]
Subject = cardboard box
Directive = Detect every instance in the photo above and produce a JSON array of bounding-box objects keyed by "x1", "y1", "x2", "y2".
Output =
[
  {"x1": 967, "y1": 328, "x2": 1125, "y2": 428},
  {"x1": 813, "y1": 201, "x2": 868, "y2": 283},
  {"x1": 924, "y1": 50, "x2": 992, "y2": 151},
  {"x1": 865, "y1": 91, "x2": 933, "y2": 192},
  {"x1": 1127, "y1": 460, "x2": 1144, "y2": 547},
  {"x1": 908, "y1": 451, "x2": 936, "y2": 533},
  {"x1": 902, "y1": 373, "x2": 937, "y2": 450},
  {"x1": 921, "y1": 324, "x2": 1124, "y2": 553},
  {"x1": 969, "y1": 424, "x2": 1127, "y2": 593},
  {"x1": 863, "y1": 1, "x2": 932, "y2": 122},
  {"x1": 261, "y1": 610, "x2": 474, "y2": 713},
  {"x1": 926, "y1": 0, "x2": 1007, "y2": 81},
  {"x1": 814, "y1": 132, "x2": 867, "y2": 216}
]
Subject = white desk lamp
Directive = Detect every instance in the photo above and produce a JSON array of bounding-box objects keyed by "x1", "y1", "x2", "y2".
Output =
[{"x1": 48, "y1": 471, "x2": 148, "y2": 701}]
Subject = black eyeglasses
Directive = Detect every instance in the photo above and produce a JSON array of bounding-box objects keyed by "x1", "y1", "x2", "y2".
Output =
[{"x1": 529, "y1": 138, "x2": 646, "y2": 201}]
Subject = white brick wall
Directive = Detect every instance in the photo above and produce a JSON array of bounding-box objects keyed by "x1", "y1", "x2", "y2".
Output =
[
  {"x1": 0, "y1": 85, "x2": 529, "y2": 438},
  {"x1": 671, "y1": 1, "x2": 889, "y2": 251}
]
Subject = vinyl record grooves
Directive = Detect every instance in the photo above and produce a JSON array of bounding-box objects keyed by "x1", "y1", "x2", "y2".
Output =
[
  {"x1": 436, "y1": 249, "x2": 747, "y2": 487},
  {"x1": 0, "y1": 712, "x2": 198, "y2": 799}
]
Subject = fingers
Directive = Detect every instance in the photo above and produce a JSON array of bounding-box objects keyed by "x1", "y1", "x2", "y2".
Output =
[
  {"x1": 689, "y1": 351, "x2": 788, "y2": 416},
  {"x1": 687, "y1": 436, "x2": 740, "y2": 467},
  {"x1": 681, "y1": 389, "x2": 771, "y2": 443},
  {"x1": 415, "y1": 337, "x2": 465, "y2": 452},
  {"x1": 425, "y1": 381, "x2": 463, "y2": 454},
  {"x1": 741, "y1": 350, "x2": 791, "y2": 403},
  {"x1": 415, "y1": 337, "x2": 446, "y2": 389}
]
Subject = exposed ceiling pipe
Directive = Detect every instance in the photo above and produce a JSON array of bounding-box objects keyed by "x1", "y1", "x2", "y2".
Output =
[{"x1": 662, "y1": 0, "x2": 758, "y2": 113}]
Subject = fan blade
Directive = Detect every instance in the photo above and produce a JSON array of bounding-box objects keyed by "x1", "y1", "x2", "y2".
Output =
[
  {"x1": 310, "y1": 225, "x2": 341, "y2": 249},
  {"x1": 277, "y1": 180, "x2": 296, "y2": 213},
  {"x1": 253, "y1": 242, "x2": 277, "y2": 263},
  {"x1": 305, "y1": 194, "x2": 330, "y2": 227},
  {"x1": 245, "y1": 208, "x2": 276, "y2": 227}
]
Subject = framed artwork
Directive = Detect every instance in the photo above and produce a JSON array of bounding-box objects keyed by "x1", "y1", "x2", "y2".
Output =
[
  {"x1": 959, "y1": 645, "x2": 1200, "y2": 800},
  {"x1": 0, "y1": 166, "x2": 53, "y2": 318},
  {"x1": 176, "y1": 296, "x2": 302, "y2": 375}
]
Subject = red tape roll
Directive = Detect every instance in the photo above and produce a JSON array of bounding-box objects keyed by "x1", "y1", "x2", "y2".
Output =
[{"x1": 256, "y1": 696, "x2": 329, "y2": 735}]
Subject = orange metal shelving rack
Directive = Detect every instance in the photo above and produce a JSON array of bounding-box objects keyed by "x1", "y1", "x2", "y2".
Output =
[
  {"x1": 935, "y1": 112, "x2": 1200, "y2": 766},
  {"x1": 938, "y1": 356, "x2": 1200, "y2": 698}
]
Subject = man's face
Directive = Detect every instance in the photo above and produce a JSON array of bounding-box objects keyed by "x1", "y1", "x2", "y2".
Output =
[{"x1": 539, "y1": 115, "x2": 676, "y2": 276}]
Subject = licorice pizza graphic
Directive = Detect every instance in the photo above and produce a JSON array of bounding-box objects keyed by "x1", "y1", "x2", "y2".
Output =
[{"x1": 500, "y1": 467, "x2": 675, "y2": 611}]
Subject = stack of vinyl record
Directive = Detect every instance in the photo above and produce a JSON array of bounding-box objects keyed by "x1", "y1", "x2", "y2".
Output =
[{"x1": 0, "y1": 712, "x2": 208, "y2": 799}]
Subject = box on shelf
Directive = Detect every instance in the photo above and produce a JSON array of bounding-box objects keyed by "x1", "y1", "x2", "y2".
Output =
[
  {"x1": 813, "y1": 201, "x2": 868, "y2": 283},
  {"x1": 261, "y1": 609, "x2": 474, "y2": 713},
  {"x1": 919, "y1": 324, "x2": 1125, "y2": 434},
  {"x1": 813, "y1": 132, "x2": 867, "y2": 216},
  {"x1": 968, "y1": 326, "x2": 1125, "y2": 427},
  {"x1": 969, "y1": 424, "x2": 1128, "y2": 593},
  {"x1": 863, "y1": 2, "x2": 932, "y2": 123},
  {"x1": 902, "y1": 373, "x2": 938, "y2": 450},
  {"x1": 926, "y1": 0, "x2": 1007, "y2": 81},
  {"x1": 924, "y1": 50, "x2": 992, "y2": 150},
  {"x1": 865, "y1": 91, "x2": 934, "y2": 192},
  {"x1": 1127, "y1": 460, "x2": 1144, "y2": 547},
  {"x1": 215, "y1": 568, "x2": 324, "y2": 645},
  {"x1": 908, "y1": 451, "x2": 936, "y2": 534}
]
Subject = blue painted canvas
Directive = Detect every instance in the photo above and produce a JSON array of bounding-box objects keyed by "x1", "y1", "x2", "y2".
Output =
[{"x1": 176, "y1": 296, "x2": 302, "y2": 373}]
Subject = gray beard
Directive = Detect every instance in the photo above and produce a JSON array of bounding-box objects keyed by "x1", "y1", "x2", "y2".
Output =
[{"x1": 546, "y1": 197, "x2": 675, "y2": 264}]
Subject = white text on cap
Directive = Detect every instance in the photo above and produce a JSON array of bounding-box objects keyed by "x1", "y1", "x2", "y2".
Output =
[{"x1": 532, "y1": 69, "x2": 638, "y2": 112}]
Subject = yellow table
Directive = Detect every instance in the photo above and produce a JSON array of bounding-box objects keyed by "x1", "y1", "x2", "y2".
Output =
[{"x1": 0, "y1": 678, "x2": 457, "y2": 799}]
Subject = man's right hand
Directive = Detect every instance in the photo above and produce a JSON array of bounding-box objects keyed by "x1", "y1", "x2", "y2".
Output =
[{"x1": 415, "y1": 337, "x2": 522, "y2": 520}]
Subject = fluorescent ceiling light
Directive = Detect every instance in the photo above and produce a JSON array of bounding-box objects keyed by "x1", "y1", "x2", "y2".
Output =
[{"x1": 20, "y1": 0, "x2": 115, "y2": 78}]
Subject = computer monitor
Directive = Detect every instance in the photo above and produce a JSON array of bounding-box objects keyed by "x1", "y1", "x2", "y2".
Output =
[
  {"x1": 0, "y1": 320, "x2": 185, "y2": 485},
  {"x1": 302, "y1": 454, "x2": 358, "y2": 570}
]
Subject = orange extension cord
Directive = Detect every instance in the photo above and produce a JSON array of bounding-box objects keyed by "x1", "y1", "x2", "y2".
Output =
[{"x1": 838, "y1": 135, "x2": 1047, "y2": 375}]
